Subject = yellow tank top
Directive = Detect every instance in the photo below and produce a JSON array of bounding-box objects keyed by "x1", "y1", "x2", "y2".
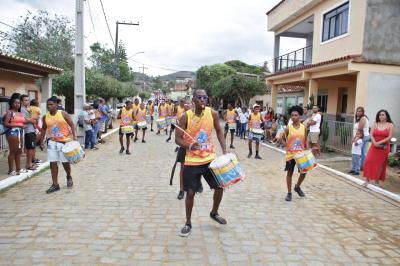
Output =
[
  {"x1": 159, "y1": 105, "x2": 167, "y2": 118},
  {"x1": 146, "y1": 104, "x2": 154, "y2": 115},
  {"x1": 286, "y1": 123, "x2": 306, "y2": 161},
  {"x1": 185, "y1": 107, "x2": 216, "y2": 166},
  {"x1": 167, "y1": 104, "x2": 174, "y2": 116},
  {"x1": 176, "y1": 106, "x2": 185, "y2": 119},
  {"x1": 132, "y1": 104, "x2": 140, "y2": 114},
  {"x1": 136, "y1": 108, "x2": 147, "y2": 123},
  {"x1": 120, "y1": 107, "x2": 134, "y2": 126},
  {"x1": 45, "y1": 110, "x2": 72, "y2": 142},
  {"x1": 226, "y1": 109, "x2": 235, "y2": 124},
  {"x1": 249, "y1": 113, "x2": 262, "y2": 129}
]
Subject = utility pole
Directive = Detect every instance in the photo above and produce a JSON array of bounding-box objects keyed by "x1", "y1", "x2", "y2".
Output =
[
  {"x1": 74, "y1": 0, "x2": 85, "y2": 143},
  {"x1": 139, "y1": 65, "x2": 148, "y2": 92},
  {"x1": 114, "y1": 21, "x2": 139, "y2": 78}
]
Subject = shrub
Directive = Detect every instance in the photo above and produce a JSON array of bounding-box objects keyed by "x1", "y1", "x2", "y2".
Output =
[{"x1": 388, "y1": 155, "x2": 399, "y2": 167}]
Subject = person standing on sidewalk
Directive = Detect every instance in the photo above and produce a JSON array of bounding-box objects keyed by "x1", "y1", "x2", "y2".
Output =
[
  {"x1": 307, "y1": 105, "x2": 321, "y2": 157},
  {"x1": 20, "y1": 95, "x2": 38, "y2": 171},
  {"x1": 223, "y1": 103, "x2": 237, "y2": 149},
  {"x1": 175, "y1": 89, "x2": 227, "y2": 237},
  {"x1": 349, "y1": 130, "x2": 363, "y2": 175},
  {"x1": 83, "y1": 104, "x2": 98, "y2": 150},
  {"x1": 282, "y1": 105, "x2": 308, "y2": 202},
  {"x1": 247, "y1": 104, "x2": 263, "y2": 159},
  {"x1": 353, "y1": 107, "x2": 370, "y2": 170},
  {"x1": 40, "y1": 96, "x2": 77, "y2": 194}
]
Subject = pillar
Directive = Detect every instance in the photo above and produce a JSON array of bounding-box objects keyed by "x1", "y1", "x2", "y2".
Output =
[
  {"x1": 308, "y1": 79, "x2": 318, "y2": 107},
  {"x1": 271, "y1": 84, "x2": 278, "y2": 110},
  {"x1": 274, "y1": 35, "x2": 280, "y2": 72},
  {"x1": 40, "y1": 74, "x2": 55, "y2": 115}
]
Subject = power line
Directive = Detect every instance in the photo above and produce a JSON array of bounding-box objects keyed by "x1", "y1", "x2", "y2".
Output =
[
  {"x1": 86, "y1": 0, "x2": 98, "y2": 42},
  {"x1": 0, "y1": 21, "x2": 16, "y2": 29},
  {"x1": 128, "y1": 58, "x2": 193, "y2": 72},
  {"x1": 99, "y1": 0, "x2": 115, "y2": 47}
]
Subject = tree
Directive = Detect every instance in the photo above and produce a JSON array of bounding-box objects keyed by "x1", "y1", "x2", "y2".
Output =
[
  {"x1": 52, "y1": 70, "x2": 74, "y2": 113},
  {"x1": 152, "y1": 76, "x2": 163, "y2": 90},
  {"x1": 224, "y1": 60, "x2": 264, "y2": 75},
  {"x1": 2, "y1": 10, "x2": 74, "y2": 69},
  {"x1": 196, "y1": 64, "x2": 236, "y2": 96}
]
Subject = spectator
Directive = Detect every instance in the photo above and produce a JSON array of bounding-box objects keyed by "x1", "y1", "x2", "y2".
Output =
[
  {"x1": 92, "y1": 103, "x2": 101, "y2": 144},
  {"x1": 264, "y1": 107, "x2": 275, "y2": 142},
  {"x1": 238, "y1": 107, "x2": 248, "y2": 139},
  {"x1": 29, "y1": 99, "x2": 43, "y2": 164},
  {"x1": 83, "y1": 104, "x2": 98, "y2": 150},
  {"x1": 307, "y1": 105, "x2": 321, "y2": 157},
  {"x1": 99, "y1": 98, "x2": 108, "y2": 134},
  {"x1": 20, "y1": 94, "x2": 38, "y2": 170},
  {"x1": 353, "y1": 106, "x2": 370, "y2": 170},
  {"x1": 235, "y1": 105, "x2": 241, "y2": 136},
  {"x1": 56, "y1": 98, "x2": 65, "y2": 111},
  {"x1": 363, "y1": 110, "x2": 393, "y2": 185},
  {"x1": 350, "y1": 130, "x2": 364, "y2": 175}
]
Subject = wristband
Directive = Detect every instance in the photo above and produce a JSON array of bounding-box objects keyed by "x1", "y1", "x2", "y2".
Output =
[{"x1": 189, "y1": 143, "x2": 193, "y2": 150}]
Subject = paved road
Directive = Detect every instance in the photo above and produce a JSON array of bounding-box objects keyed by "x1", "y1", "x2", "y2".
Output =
[{"x1": 0, "y1": 131, "x2": 400, "y2": 265}]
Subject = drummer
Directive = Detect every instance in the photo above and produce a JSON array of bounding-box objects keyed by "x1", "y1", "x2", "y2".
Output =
[
  {"x1": 247, "y1": 103, "x2": 263, "y2": 159},
  {"x1": 157, "y1": 99, "x2": 168, "y2": 135},
  {"x1": 39, "y1": 96, "x2": 77, "y2": 194},
  {"x1": 134, "y1": 102, "x2": 148, "y2": 143},
  {"x1": 175, "y1": 89, "x2": 227, "y2": 237},
  {"x1": 223, "y1": 103, "x2": 237, "y2": 149},
  {"x1": 118, "y1": 100, "x2": 135, "y2": 155},
  {"x1": 146, "y1": 100, "x2": 154, "y2": 132},
  {"x1": 281, "y1": 105, "x2": 308, "y2": 202},
  {"x1": 166, "y1": 99, "x2": 183, "y2": 142}
]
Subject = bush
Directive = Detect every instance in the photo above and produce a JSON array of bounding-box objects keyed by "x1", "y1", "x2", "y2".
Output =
[{"x1": 388, "y1": 155, "x2": 399, "y2": 167}]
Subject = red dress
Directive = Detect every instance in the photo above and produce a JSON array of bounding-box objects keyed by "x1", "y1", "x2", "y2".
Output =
[{"x1": 363, "y1": 127, "x2": 390, "y2": 181}]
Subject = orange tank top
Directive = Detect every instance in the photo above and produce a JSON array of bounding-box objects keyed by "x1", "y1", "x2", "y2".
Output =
[
  {"x1": 159, "y1": 105, "x2": 167, "y2": 118},
  {"x1": 136, "y1": 108, "x2": 146, "y2": 123},
  {"x1": 176, "y1": 106, "x2": 185, "y2": 119},
  {"x1": 184, "y1": 107, "x2": 216, "y2": 166},
  {"x1": 286, "y1": 123, "x2": 306, "y2": 161},
  {"x1": 10, "y1": 111, "x2": 25, "y2": 127},
  {"x1": 226, "y1": 109, "x2": 235, "y2": 124},
  {"x1": 146, "y1": 104, "x2": 154, "y2": 115},
  {"x1": 249, "y1": 113, "x2": 262, "y2": 129},
  {"x1": 45, "y1": 110, "x2": 72, "y2": 142},
  {"x1": 167, "y1": 104, "x2": 173, "y2": 116},
  {"x1": 120, "y1": 107, "x2": 134, "y2": 126}
]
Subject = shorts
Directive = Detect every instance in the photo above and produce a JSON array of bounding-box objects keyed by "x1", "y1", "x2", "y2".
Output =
[
  {"x1": 308, "y1": 132, "x2": 320, "y2": 144},
  {"x1": 248, "y1": 132, "x2": 262, "y2": 143},
  {"x1": 171, "y1": 123, "x2": 176, "y2": 130},
  {"x1": 224, "y1": 123, "x2": 236, "y2": 133},
  {"x1": 134, "y1": 125, "x2": 147, "y2": 131},
  {"x1": 25, "y1": 132, "x2": 36, "y2": 149},
  {"x1": 183, "y1": 163, "x2": 219, "y2": 192},
  {"x1": 5, "y1": 128, "x2": 23, "y2": 138},
  {"x1": 284, "y1": 159, "x2": 306, "y2": 174},
  {"x1": 47, "y1": 140, "x2": 69, "y2": 163},
  {"x1": 177, "y1": 147, "x2": 186, "y2": 163},
  {"x1": 119, "y1": 127, "x2": 134, "y2": 137}
]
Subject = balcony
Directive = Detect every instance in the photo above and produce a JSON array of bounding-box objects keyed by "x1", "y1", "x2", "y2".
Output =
[{"x1": 274, "y1": 45, "x2": 312, "y2": 73}]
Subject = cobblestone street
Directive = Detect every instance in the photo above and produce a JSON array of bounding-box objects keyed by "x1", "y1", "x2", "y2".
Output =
[{"x1": 0, "y1": 131, "x2": 400, "y2": 265}]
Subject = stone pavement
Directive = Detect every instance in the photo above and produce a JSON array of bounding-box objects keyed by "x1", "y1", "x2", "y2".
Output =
[{"x1": 0, "y1": 130, "x2": 400, "y2": 265}]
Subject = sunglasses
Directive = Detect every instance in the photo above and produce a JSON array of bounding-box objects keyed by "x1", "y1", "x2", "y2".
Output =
[{"x1": 195, "y1": 95, "x2": 208, "y2": 101}]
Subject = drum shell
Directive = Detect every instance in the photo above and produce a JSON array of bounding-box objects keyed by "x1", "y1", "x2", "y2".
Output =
[
  {"x1": 121, "y1": 126, "x2": 134, "y2": 134},
  {"x1": 156, "y1": 118, "x2": 166, "y2": 129},
  {"x1": 62, "y1": 141, "x2": 85, "y2": 164},
  {"x1": 293, "y1": 151, "x2": 317, "y2": 173},
  {"x1": 210, "y1": 154, "x2": 244, "y2": 188}
]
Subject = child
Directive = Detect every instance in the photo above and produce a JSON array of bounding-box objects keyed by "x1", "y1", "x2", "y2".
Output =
[{"x1": 350, "y1": 130, "x2": 363, "y2": 175}]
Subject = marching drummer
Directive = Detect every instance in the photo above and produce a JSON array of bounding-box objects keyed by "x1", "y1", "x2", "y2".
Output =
[
  {"x1": 146, "y1": 100, "x2": 154, "y2": 132},
  {"x1": 175, "y1": 89, "x2": 227, "y2": 237},
  {"x1": 223, "y1": 103, "x2": 237, "y2": 149},
  {"x1": 281, "y1": 105, "x2": 308, "y2": 202},
  {"x1": 39, "y1": 96, "x2": 77, "y2": 194},
  {"x1": 157, "y1": 99, "x2": 168, "y2": 135},
  {"x1": 118, "y1": 100, "x2": 135, "y2": 155},
  {"x1": 247, "y1": 103, "x2": 263, "y2": 159},
  {"x1": 166, "y1": 99, "x2": 183, "y2": 143},
  {"x1": 134, "y1": 102, "x2": 148, "y2": 143}
]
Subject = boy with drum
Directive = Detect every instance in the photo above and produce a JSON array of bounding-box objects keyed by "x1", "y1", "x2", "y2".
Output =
[
  {"x1": 282, "y1": 105, "x2": 308, "y2": 202},
  {"x1": 118, "y1": 100, "x2": 135, "y2": 155},
  {"x1": 39, "y1": 96, "x2": 77, "y2": 194},
  {"x1": 247, "y1": 104, "x2": 263, "y2": 159},
  {"x1": 175, "y1": 89, "x2": 227, "y2": 237},
  {"x1": 134, "y1": 102, "x2": 148, "y2": 143},
  {"x1": 223, "y1": 103, "x2": 237, "y2": 149}
]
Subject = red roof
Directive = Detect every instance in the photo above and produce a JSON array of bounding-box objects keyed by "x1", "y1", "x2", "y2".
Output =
[
  {"x1": 267, "y1": 54, "x2": 362, "y2": 78},
  {"x1": 266, "y1": 0, "x2": 285, "y2": 15}
]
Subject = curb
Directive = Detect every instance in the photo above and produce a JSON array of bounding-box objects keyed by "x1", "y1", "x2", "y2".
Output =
[
  {"x1": 0, "y1": 127, "x2": 119, "y2": 192},
  {"x1": 260, "y1": 142, "x2": 400, "y2": 202}
]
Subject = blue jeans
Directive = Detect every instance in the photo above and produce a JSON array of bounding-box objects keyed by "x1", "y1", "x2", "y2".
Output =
[
  {"x1": 361, "y1": 135, "x2": 370, "y2": 169},
  {"x1": 239, "y1": 123, "x2": 247, "y2": 139},
  {"x1": 92, "y1": 122, "x2": 99, "y2": 143},
  {"x1": 235, "y1": 120, "x2": 240, "y2": 136},
  {"x1": 352, "y1": 154, "x2": 361, "y2": 173},
  {"x1": 85, "y1": 129, "x2": 96, "y2": 149}
]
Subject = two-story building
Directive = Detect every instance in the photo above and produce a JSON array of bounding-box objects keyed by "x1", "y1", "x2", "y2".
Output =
[{"x1": 266, "y1": 0, "x2": 400, "y2": 136}]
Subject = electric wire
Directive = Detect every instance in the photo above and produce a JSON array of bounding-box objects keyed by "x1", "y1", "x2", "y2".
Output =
[{"x1": 99, "y1": 0, "x2": 115, "y2": 47}]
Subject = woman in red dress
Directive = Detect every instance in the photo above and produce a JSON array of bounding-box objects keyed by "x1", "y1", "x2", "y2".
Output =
[{"x1": 363, "y1": 110, "x2": 394, "y2": 185}]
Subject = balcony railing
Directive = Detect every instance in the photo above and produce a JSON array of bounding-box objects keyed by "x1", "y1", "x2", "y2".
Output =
[{"x1": 274, "y1": 45, "x2": 312, "y2": 73}]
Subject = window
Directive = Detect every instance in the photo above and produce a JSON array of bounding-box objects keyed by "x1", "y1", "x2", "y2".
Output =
[
  {"x1": 28, "y1": 90, "x2": 38, "y2": 100},
  {"x1": 0, "y1": 87, "x2": 4, "y2": 96},
  {"x1": 322, "y1": 2, "x2": 349, "y2": 42},
  {"x1": 317, "y1": 94, "x2": 328, "y2": 113}
]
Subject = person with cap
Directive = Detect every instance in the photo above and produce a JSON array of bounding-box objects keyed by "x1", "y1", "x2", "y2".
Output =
[
  {"x1": 83, "y1": 104, "x2": 98, "y2": 150},
  {"x1": 248, "y1": 103, "x2": 263, "y2": 159}
]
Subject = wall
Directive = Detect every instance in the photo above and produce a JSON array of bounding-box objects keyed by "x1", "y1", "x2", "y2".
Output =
[
  {"x1": 362, "y1": 0, "x2": 400, "y2": 65},
  {"x1": 0, "y1": 71, "x2": 41, "y2": 102},
  {"x1": 249, "y1": 94, "x2": 271, "y2": 108},
  {"x1": 366, "y1": 72, "x2": 400, "y2": 137},
  {"x1": 317, "y1": 79, "x2": 356, "y2": 116}
]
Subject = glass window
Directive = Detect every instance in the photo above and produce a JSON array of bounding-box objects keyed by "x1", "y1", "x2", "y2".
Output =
[
  {"x1": 317, "y1": 95, "x2": 328, "y2": 113},
  {"x1": 322, "y1": 2, "x2": 349, "y2": 42},
  {"x1": 0, "y1": 87, "x2": 4, "y2": 96}
]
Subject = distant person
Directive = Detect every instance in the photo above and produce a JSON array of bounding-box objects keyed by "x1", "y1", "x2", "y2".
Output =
[
  {"x1": 99, "y1": 98, "x2": 108, "y2": 133},
  {"x1": 223, "y1": 103, "x2": 237, "y2": 149},
  {"x1": 118, "y1": 100, "x2": 135, "y2": 155},
  {"x1": 83, "y1": 104, "x2": 98, "y2": 150},
  {"x1": 349, "y1": 130, "x2": 363, "y2": 176},
  {"x1": 238, "y1": 107, "x2": 248, "y2": 139},
  {"x1": 353, "y1": 106, "x2": 370, "y2": 170},
  {"x1": 56, "y1": 98, "x2": 65, "y2": 111},
  {"x1": 307, "y1": 105, "x2": 321, "y2": 157},
  {"x1": 247, "y1": 104, "x2": 262, "y2": 159},
  {"x1": 20, "y1": 94, "x2": 38, "y2": 170},
  {"x1": 363, "y1": 110, "x2": 393, "y2": 185},
  {"x1": 29, "y1": 99, "x2": 43, "y2": 164}
]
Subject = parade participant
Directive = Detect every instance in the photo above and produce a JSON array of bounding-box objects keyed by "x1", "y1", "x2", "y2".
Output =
[
  {"x1": 118, "y1": 100, "x2": 135, "y2": 155},
  {"x1": 223, "y1": 103, "x2": 236, "y2": 149},
  {"x1": 39, "y1": 96, "x2": 76, "y2": 194},
  {"x1": 248, "y1": 104, "x2": 263, "y2": 159},
  {"x1": 175, "y1": 89, "x2": 227, "y2": 237},
  {"x1": 132, "y1": 98, "x2": 140, "y2": 114},
  {"x1": 157, "y1": 99, "x2": 168, "y2": 135},
  {"x1": 282, "y1": 105, "x2": 308, "y2": 202},
  {"x1": 134, "y1": 102, "x2": 148, "y2": 143},
  {"x1": 20, "y1": 95, "x2": 39, "y2": 171},
  {"x1": 166, "y1": 99, "x2": 183, "y2": 142},
  {"x1": 146, "y1": 100, "x2": 155, "y2": 131},
  {"x1": 307, "y1": 105, "x2": 321, "y2": 157}
]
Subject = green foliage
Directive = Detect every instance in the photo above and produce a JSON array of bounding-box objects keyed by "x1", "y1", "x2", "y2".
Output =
[
  {"x1": 388, "y1": 155, "x2": 399, "y2": 167},
  {"x1": 2, "y1": 10, "x2": 74, "y2": 69},
  {"x1": 320, "y1": 120, "x2": 330, "y2": 152},
  {"x1": 52, "y1": 70, "x2": 74, "y2": 113},
  {"x1": 196, "y1": 64, "x2": 236, "y2": 96},
  {"x1": 307, "y1": 94, "x2": 315, "y2": 109},
  {"x1": 139, "y1": 91, "x2": 151, "y2": 100},
  {"x1": 224, "y1": 60, "x2": 264, "y2": 75},
  {"x1": 152, "y1": 77, "x2": 163, "y2": 90}
]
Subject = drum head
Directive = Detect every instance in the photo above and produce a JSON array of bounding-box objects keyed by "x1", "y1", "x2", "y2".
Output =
[
  {"x1": 210, "y1": 153, "x2": 236, "y2": 168},
  {"x1": 62, "y1": 141, "x2": 79, "y2": 152}
]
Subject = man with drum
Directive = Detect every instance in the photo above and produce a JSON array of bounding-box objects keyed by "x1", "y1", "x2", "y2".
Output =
[
  {"x1": 247, "y1": 104, "x2": 263, "y2": 159},
  {"x1": 282, "y1": 105, "x2": 308, "y2": 202},
  {"x1": 175, "y1": 89, "x2": 227, "y2": 237},
  {"x1": 157, "y1": 99, "x2": 168, "y2": 136},
  {"x1": 166, "y1": 100, "x2": 181, "y2": 143},
  {"x1": 134, "y1": 102, "x2": 148, "y2": 143},
  {"x1": 118, "y1": 100, "x2": 135, "y2": 155},
  {"x1": 39, "y1": 96, "x2": 77, "y2": 194},
  {"x1": 146, "y1": 100, "x2": 154, "y2": 132},
  {"x1": 223, "y1": 103, "x2": 237, "y2": 149}
]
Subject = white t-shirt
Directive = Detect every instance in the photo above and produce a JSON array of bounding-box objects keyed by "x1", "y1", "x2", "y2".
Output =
[
  {"x1": 352, "y1": 139, "x2": 363, "y2": 155},
  {"x1": 239, "y1": 112, "x2": 248, "y2": 124},
  {"x1": 309, "y1": 113, "x2": 321, "y2": 133}
]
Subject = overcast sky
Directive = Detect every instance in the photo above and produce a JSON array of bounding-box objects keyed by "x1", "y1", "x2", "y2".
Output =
[{"x1": 0, "y1": 0, "x2": 305, "y2": 76}]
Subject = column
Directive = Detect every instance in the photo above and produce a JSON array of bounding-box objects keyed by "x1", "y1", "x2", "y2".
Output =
[
  {"x1": 308, "y1": 79, "x2": 318, "y2": 107},
  {"x1": 40, "y1": 74, "x2": 54, "y2": 115},
  {"x1": 274, "y1": 35, "x2": 280, "y2": 72},
  {"x1": 270, "y1": 84, "x2": 278, "y2": 110}
]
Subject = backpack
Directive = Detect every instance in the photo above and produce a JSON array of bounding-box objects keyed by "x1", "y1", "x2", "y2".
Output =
[{"x1": 77, "y1": 111, "x2": 85, "y2": 128}]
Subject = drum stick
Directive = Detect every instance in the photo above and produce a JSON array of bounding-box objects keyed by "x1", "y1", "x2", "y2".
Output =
[{"x1": 173, "y1": 124, "x2": 196, "y2": 142}]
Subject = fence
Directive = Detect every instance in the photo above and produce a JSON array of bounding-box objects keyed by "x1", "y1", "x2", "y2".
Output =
[
  {"x1": 274, "y1": 45, "x2": 313, "y2": 73},
  {"x1": 0, "y1": 101, "x2": 8, "y2": 151},
  {"x1": 321, "y1": 120, "x2": 353, "y2": 154}
]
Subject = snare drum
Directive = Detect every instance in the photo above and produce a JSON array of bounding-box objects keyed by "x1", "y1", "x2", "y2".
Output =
[
  {"x1": 121, "y1": 125, "x2": 134, "y2": 134},
  {"x1": 228, "y1": 123, "x2": 236, "y2": 130},
  {"x1": 146, "y1": 114, "x2": 152, "y2": 124},
  {"x1": 156, "y1": 118, "x2": 166, "y2": 129},
  {"x1": 250, "y1": 128, "x2": 264, "y2": 142},
  {"x1": 170, "y1": 117, "x2": 177, "y2": 125},
  {"x1": 293, "y1": 150, "x2": 317, "y2": 173},
  {"x1": 62, "y1": 141, "x2": 85, "y2": 164},
  {"x1": 137, "y1": 121, "x2": 147, "y2": 129},
  {"x1": 209, "y1": 153, "x2": 245, "y2": 188}
]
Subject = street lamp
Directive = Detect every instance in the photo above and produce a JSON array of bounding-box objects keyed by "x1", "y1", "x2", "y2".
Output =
[{"x1": 127, "y1": 51, "x2": 145, "y2": 60}]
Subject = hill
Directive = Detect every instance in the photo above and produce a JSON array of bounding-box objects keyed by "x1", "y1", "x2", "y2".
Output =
[{"x1": 159, "y1": 71, "x2": 196, "y2": 81}]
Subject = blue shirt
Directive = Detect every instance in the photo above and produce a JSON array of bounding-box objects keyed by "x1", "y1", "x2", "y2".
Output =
[{"x1": 99, "y1": 105, "x2": 108, "y2": 122}]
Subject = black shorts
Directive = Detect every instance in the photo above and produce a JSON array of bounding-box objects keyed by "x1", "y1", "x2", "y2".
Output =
[
  {"x1": 183, "y1": 163, "x2": 219, "y2": 192},
  {"x1": 171, "y1": 123, "x2": 176, "y2": 130},
  {"x1": 134, "y1": 125, "x2": 147, "y2": 131},
  {"x1": 177, "y1": 147, "x2": 186, "y2": 163},
  {"x1": 119, "y1": 127, "x2": 134, "y2": 137},
  {"x1": 224, "y1": 123, "x2": 235, "y2": 133},
  {"x1": 25, "y1": 132, "x2": 36, "y2": 149}
]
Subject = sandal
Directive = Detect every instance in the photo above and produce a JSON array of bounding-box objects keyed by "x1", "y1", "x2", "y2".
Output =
[
  {"x1": 26, "y1": 166, "x2": 38, "y2": 171},
  {"x1": 8, "y1": 171, "x2": 17, "y2": 176}
]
